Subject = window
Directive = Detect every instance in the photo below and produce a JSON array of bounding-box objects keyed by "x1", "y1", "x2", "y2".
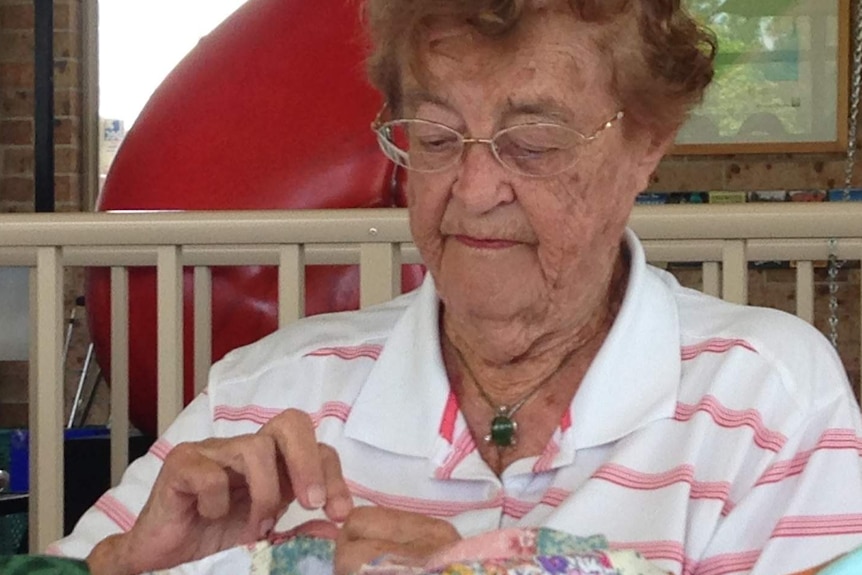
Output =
[{"x1": 676, "y1": 0, "x2": 849, "y2": 153}]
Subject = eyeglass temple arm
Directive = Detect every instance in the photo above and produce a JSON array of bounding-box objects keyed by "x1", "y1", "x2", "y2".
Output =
[{"x1": 371, "y1": 103, "x2": 389, "y2": 130}]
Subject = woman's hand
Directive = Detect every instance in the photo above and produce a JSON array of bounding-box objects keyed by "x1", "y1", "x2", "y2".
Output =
[
  {"x1": 334, "y1": 507, "x2": 461, "y2": 575},
  {"x1": 87, "y1": 409, "x2": 353, "y2": 575}
]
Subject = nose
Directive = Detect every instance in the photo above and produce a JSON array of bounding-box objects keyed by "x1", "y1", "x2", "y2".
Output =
[{"x1": 451, "y1": 140, "x2": 515, "y2": 214}]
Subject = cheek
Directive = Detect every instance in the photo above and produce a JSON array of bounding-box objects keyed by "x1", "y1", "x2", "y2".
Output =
[
  {"x1": 527, "y1": 160, "x2": 634, "y2": 283},
  {"x1": 554, "y1": 151, "x2": 640, "y2": 226},
  {"x1": 405, "y1": 178, "x2": 435, "y2": 227},
  {"x1": 406, "y1": 176, "x2": 450, "y2": 257}
]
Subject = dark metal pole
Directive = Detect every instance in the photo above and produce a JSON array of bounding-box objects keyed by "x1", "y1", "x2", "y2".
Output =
[{"x1": 34, "y1": 0, "x2": 55, "y2": 213}]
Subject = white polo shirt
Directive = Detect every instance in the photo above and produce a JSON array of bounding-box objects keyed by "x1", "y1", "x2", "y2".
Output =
[{"x1": 54, "y1": 230, "x2": 862, "y2": 575}]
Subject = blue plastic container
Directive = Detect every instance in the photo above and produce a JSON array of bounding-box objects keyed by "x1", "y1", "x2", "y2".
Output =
[{"x1": 8, "y1": 427, "x2": 112, "y2": 493}]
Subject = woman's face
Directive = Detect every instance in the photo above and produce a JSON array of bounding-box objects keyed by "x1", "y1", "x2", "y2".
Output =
[{"x1": 403, "y1": 6, "x2": 667, "y2": 326}]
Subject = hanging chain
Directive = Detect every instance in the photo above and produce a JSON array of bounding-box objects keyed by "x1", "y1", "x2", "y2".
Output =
[
  {"x1": 843, "y1": 0, "x2": 862, "y2": 201},
  {"x1": 827, "y1": 0, "x2": 862, "y2": 348},
  {"x1": 827, "y1": 239, "x2": 844, "y2": 348}
]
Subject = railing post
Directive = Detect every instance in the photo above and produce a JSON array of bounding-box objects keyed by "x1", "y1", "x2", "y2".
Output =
[
  {"x1": 110, "y1": 267, "x2": 130, "y2": 486},
  {"x1": 193, "y1": 267, "x2": 212, "y2": 395},
  {"x1": 29, "y1": 247, "x2": 64, "y2": 551},
  {"x1": 702, "y1": 261, "x2": 721, "y2": 298},
  {"x1": 794, "y1": 261, "x2": 815, "y2": 325},
  {"x1": 278, "y1": 245, "x2": 305, "y2": 326},
  {"x1": 722, "y1": 240, "x2": 748, "y2": 305},
  {"x1": 360, "y1": 243, "x2": 401, "y2": 308},
  {"x1": 157, "y1": 246, "x2": 184, "y2": 435}
]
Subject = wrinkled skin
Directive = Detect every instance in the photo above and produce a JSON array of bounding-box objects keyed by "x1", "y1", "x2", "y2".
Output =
[{"x1": 406, "y1": 4, "x2": 671, "y2": 470}]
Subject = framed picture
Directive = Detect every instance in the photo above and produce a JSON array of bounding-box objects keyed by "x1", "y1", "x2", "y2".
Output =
[{"x1": 673, "y1": 0, "x2": 850, "y2": 154}]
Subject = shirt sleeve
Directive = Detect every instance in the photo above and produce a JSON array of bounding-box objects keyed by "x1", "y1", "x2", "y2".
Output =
[
  {"x1": 698, "y1": 389, "x2": 862, "y2": 575},
  {"x1": 47, "y1": 392, "x2": 215, "y2": 559}
]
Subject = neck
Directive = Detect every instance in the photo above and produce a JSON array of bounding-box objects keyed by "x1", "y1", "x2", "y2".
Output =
[{"x1": 442, "y1": 248, "x2": 629, "y2": 405}]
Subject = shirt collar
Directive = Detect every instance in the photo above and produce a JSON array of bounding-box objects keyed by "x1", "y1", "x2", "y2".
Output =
[
  {"x1": 559, "y1": 229, "x2": 681, "y2": 455},
  {"x1": 344, "y1": 274, "x2": 452, "y2": 457},
  {"x1": 345, "y1": 229, "x2": 682, "y2": 460}
]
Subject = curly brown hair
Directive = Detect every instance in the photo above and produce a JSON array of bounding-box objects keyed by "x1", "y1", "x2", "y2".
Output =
[{"x1": 364, "y1": 0, "x2": 716, "y2": 139}]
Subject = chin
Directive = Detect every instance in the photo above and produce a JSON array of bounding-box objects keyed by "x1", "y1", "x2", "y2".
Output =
[{"x1": 441, "y1": 283, "x2": 545, "y2": 323}]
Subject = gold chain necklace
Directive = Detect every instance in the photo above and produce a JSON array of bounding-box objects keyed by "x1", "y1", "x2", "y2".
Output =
[{"x1": 450, "y1": 343, "x2": 560, "y2": 448}]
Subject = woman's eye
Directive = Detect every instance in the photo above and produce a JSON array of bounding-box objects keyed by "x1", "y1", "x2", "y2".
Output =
[
  {"x1": 501, "y1": 139, "x2": 555, "y2": 158},
  {"x1": 498, "y1": 127, "x2": 572, "y2": 159},
  {"x1": 514, "y1": 142, "x2": 554, "y2": 156},
  {"x1": 416, "y1": 135, "x2": 459, "y2": 152}
]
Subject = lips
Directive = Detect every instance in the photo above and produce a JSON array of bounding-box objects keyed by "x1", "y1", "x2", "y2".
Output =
[{"x1": 453, "y1": 235, "x2": 520, "y2": 249}]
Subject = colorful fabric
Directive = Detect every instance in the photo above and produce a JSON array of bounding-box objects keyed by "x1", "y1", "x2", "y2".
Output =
[
  {"x1": 146, "y1": 528, "x2": 668, "y2": 575},
  {"x1": 357, "y1": 529, "x2": 667, "y2": 575},
  {"x1": 54, "y1": 230, "x2": 862, "y2": 575}
]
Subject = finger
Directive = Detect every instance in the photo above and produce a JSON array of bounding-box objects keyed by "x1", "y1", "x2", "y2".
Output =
[
  {"x1": 334, "y1": 538, "x2": 411, "y2": 575},
  {"x1": 320, "y1": 443, "x2": 353, "y2": 522},
  {"x1": 161, "y1": 443, "x2": 232, "y2": 521},
  {"x1": 260, "y1": 409, "x2": 328, "y2": 510},
  {"x1": 340, "y1": 507, "x2": 459, "y2": 546},
  {"x1": 198, "y1": 435, "x2": 286, "y2": 540}
]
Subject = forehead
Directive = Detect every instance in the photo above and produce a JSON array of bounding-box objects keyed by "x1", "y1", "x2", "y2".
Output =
[{"x1": 402, "y1": 8, "x2": 616, "y2": 121}]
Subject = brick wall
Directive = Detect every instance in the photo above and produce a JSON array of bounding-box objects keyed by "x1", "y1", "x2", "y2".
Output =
[
  {"x1": 0, "y1": 0, "x2": 85, "y2": 427},
  {"x1": 0, "y1": 4, "x2": 859, "y2": 429},
  {"x1": 653, "y1": 152, "x2": 862, "y2": 194},
  {"x1": 1, "y1": 0, "x2": 82, "y2": 213}
]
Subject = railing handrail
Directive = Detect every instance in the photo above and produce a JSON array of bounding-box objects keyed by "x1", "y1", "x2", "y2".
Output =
[{"x1": 1, "y1": 203, "x2": 862, "y2": 248}]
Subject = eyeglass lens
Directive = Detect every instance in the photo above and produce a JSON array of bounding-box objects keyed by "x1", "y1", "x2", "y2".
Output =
[{"x1": 378, "y1": 120, "x2": 584, "y2": 176}]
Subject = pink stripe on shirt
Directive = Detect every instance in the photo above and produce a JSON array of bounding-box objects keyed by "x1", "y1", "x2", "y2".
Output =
[
  {"x1": 304, "y1": 344, "x2": 382, "y2": 360},
  {"x1": 438, "y1": 391, "x2": 459, "y2": 444},
  {"x1": 756, "y1": 428, "x2": 862, "y2": 486},
  {"x1": 609, "y1": 539, "x2": 686, "y2": 565},
  {"x1": 675, "y1": 394, "x2": 786, "y2": 452},
  {"x1": 541, "y1": 487, "x2": 570, "y2": 507},
  {"x1": 532, "y1": 439, "x2": 560, "y2": 473},
  {"x1": 681, "y1": 338, "x2": 758, "y2": 361},
  {"x1": 309, "y1": 401, "x2": 351, "y2": 426},
  {"x1": 593, "y1": 463, "x2": 731, "y2": 506},
  {"x1": 214, "y1": 404, "x2": 282, "y2": 424},
  {"x1": 559, "y1": 409, "x2": 572, "y2": 431},
  {"x1": 213, "y1": 401, "x2": 351, "y2": 426},
  {"x1": 771, "y1": 514, "x2": 862, "y2": 537},
  {"x1": 689, "y1": 549, "x2": 760, "y2": 575},
  {"x1": 149, "y1": 437, "x2": 174, "y2": 461},
  {"x1": 502, "y1": 496, "x2": 536, "y2": 518},
  {"x1": 501, "y1": 488, "x2": 570, "y2": 519},
  {"x1": 435, "y1": 428, "x2": 477, "y2": 480},
  {"x1": 94, "y1": 493, "x2": 137, "y2": 532}
]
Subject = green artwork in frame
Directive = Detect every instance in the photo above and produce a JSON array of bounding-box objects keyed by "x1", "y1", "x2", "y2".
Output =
[{"x1": 675, "y1": 0, "x2": 849, "y2": 154}]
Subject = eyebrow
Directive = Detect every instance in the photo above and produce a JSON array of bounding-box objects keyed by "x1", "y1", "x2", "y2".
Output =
[
  {"x1": 400, "y1": 90, "x2": 455, "y2": 115},
  {"x1": 501, "y1": 97, "x2": 574, "y2": 124},
  {"x1": 399, "y1": 91, "x2": 581, "y2": 129}
]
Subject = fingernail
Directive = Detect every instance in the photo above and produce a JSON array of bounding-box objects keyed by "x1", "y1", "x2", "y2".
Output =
[
  {"x1": 307, "y1": 484, "x2": 326, "y2": 508},
  {"x1": 259, "y1": 518, "x2": 275, "y2": 538}
]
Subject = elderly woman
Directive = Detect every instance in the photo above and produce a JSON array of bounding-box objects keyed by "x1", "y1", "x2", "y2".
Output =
[{"x1": 57, "y1": 1, "x2": 862, "y2": 574}]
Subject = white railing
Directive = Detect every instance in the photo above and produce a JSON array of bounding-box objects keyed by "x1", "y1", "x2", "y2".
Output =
[{"x1": 0, "y1": 203, "x2": 861, "y2": 551}]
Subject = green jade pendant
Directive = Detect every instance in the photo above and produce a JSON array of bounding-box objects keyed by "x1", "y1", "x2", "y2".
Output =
[{"x1": 485, "y1": 407, "x2": 518, "y2": 447}]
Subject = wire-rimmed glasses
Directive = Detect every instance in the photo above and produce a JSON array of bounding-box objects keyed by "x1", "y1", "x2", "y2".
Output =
[{"x1": 371, "y1": 108, "x2": 624, "y2": 178}]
